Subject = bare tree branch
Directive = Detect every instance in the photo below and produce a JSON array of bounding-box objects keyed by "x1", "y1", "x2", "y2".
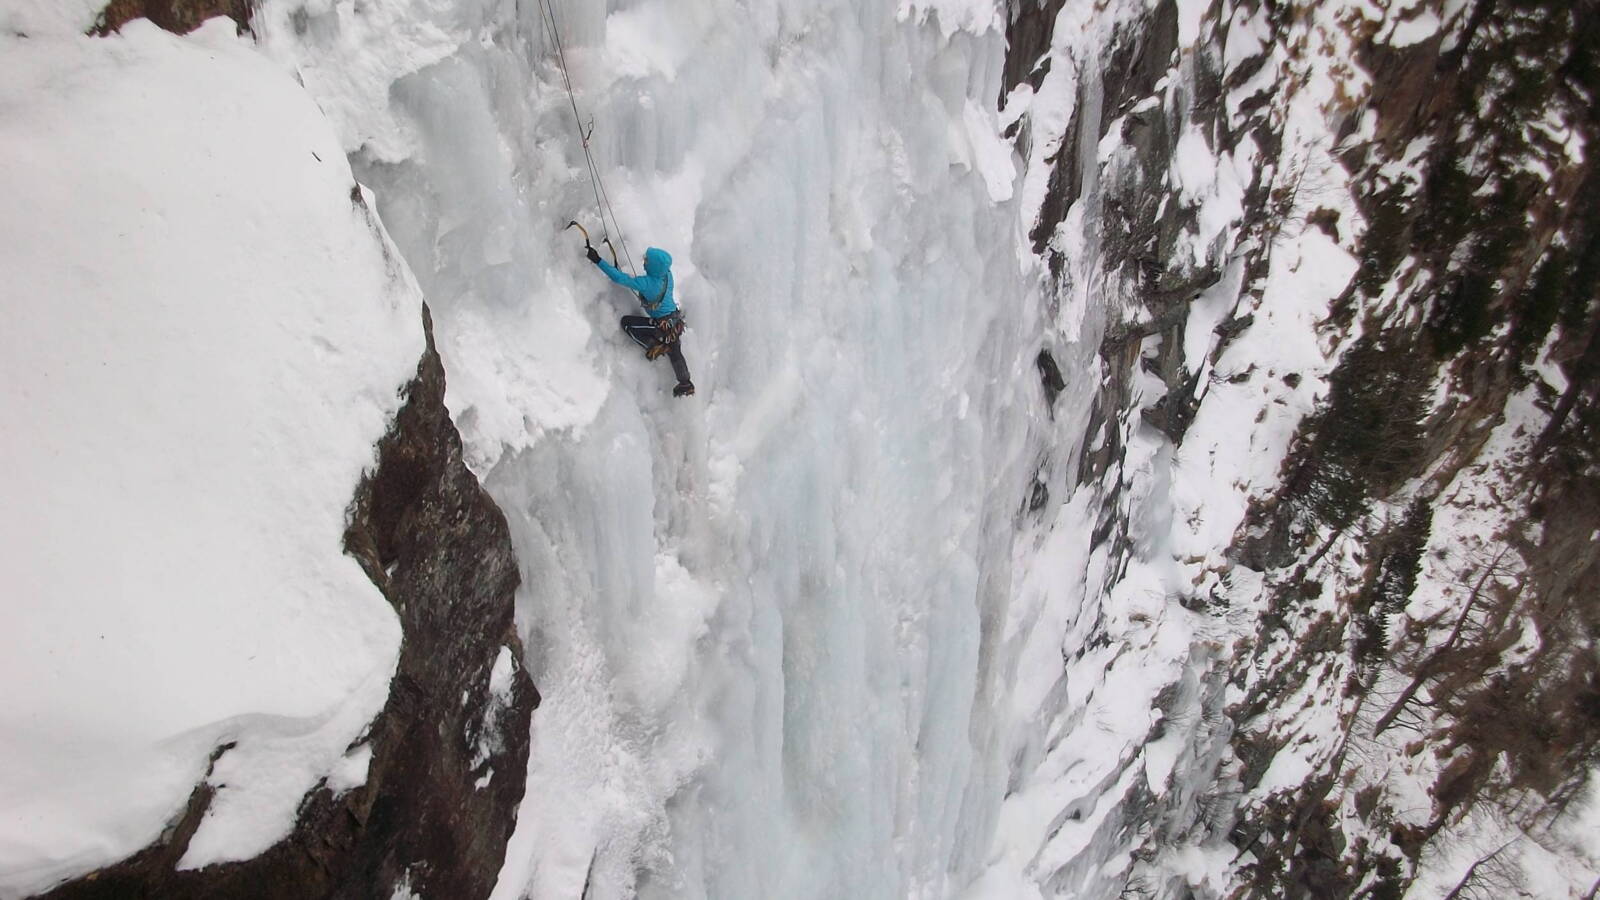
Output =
[{"x1": 1372, "y1": 549, "x2": 1511, "y2": 736}]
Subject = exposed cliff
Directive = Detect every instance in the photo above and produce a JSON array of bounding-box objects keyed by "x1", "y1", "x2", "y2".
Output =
[
  {"x1": 39, "y1": 306, "x2": 537, "y2": 900},
  {"x1": 1228, "y1": 1, "x2": 1600, "y2": 894},
  {"x1": 1001, "y1": 0, "x2": 1600, "y2": 894},
  {"x1": 91, "y1": 0, "x2": 248, "y2": 36}
]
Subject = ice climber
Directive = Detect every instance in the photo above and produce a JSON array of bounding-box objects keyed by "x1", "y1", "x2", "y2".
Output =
[{"x1": 586, "y1": 244, "x2": 694, "y2": 397}]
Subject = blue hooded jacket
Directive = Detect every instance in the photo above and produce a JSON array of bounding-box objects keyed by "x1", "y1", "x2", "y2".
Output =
[{"x1": 596, "y1": 247, "x2": 678, "y2": 318}]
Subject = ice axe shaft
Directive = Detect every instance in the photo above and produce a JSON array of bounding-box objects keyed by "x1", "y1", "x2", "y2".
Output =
[{"x1": 565, "y1": 220, "x2": 620, "y2": 268}]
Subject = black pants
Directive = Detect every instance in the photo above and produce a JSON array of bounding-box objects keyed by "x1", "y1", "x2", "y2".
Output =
[{"x1": 621, "y1": 315, "x2": 691, "y2": 385}]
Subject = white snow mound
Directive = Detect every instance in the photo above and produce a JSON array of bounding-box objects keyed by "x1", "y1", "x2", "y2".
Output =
[{"x1": 0, "y1": 15, "x2": 424, "y2": 895}]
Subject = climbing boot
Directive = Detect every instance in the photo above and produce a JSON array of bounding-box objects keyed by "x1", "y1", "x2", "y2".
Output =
[
  {"x1": 673, "y1": 381, "x2": 695, "y2": 398},
  {"x1": 646, "y1": 342, "x2": 670, "y2": 360}
]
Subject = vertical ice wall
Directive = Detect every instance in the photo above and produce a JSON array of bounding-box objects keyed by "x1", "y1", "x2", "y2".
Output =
[{"x1": 256, "y1": 0, "x2": 1048, "y2": 896}]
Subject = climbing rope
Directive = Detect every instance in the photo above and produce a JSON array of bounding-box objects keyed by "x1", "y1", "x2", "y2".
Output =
[{"x1": 535, "y1": 0, "x2": 638, "y2": 275}]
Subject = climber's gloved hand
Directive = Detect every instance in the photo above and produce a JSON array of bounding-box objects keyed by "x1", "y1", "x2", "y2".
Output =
[{"x1": 585, "y1": 245, "x2": 601, "y2": 264}]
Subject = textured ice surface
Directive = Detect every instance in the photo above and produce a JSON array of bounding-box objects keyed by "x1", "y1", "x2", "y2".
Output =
[{"x1": 257, "y1": 0, "x2": 1043, "y2": 896}]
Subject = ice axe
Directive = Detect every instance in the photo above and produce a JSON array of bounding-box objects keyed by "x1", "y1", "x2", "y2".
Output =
[{"x1": 565, "y1": 220, "x2": 619, "y2": 268}]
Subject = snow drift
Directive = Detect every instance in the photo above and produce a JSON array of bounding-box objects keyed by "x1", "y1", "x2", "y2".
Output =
[{"x1": 0, "y1": 11, "x2": 422, "y2": 895}]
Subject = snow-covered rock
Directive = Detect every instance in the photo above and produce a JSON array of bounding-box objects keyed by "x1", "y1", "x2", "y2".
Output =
[{"x1": 1, "y1": 7, "x2": 534, "y2": 898}]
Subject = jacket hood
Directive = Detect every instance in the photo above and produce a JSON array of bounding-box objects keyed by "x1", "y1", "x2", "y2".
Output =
[{"x1": 644, "y1": 247, "x2": 672, "y2": 276}]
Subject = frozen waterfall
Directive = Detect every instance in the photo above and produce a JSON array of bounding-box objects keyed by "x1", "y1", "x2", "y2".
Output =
[{"x1": 256, "y1": 0, "x2": 1053, "y2": 896}]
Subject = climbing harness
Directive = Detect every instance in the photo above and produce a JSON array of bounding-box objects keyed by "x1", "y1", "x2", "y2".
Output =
[
  {"x1": 646, "y1": 313, "x2": 686, "y2": 359},
  {"x1": 655, "y1": 314, "x2": 685, "y2": 340},
  {"x1": 536, "y1": 0, "x2": 637, "y2": 275},
  {"x1": 643, "y1": 270, "x2": 684, "y2": 359}
]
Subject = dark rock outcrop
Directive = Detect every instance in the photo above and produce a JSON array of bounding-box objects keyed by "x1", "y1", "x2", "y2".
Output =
[
  {"x1": 91, "y1": 0, "x2": 251, "y2": 36},
  {"x1": 1228, "y1": 4, "x2": 1600, "y2": 890},
  {"x1": 1009, "y1": 0, "x2": 1600, "y2": 893},
  {"x1": 39, "y1": 306, "x2": 538, "y2": 900}
]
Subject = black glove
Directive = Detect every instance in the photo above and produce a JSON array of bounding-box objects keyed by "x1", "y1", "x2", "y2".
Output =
[{"x1": 585, "y1": 245, "x2": 601, "y2": 264}]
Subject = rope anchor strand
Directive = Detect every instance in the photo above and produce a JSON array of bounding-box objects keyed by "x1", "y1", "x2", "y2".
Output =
[{"x1": 538, "y1": 0, "x2": 636, "y2": 274}]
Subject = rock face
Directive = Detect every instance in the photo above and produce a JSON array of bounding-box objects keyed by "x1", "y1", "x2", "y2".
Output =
[
  {"x1": 1003, "y1": 0, "x2": 1600, "y2": 894},
  {"x1": 91, "y1": 0, "x2": 251, "y2": 36},
  {"x1": 39, "y1": 306, "x2": 538, "y2": 900},
  {"x1": 1223, "y1": 4, "x2": 1600, "y2": 893}
]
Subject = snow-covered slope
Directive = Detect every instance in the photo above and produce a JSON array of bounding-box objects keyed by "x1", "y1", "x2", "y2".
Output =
[
  {"x1": 0, "y1": 9, "x2": 422, "y2": 896},
  {"x1": 980, "y1": 0, "x2": 1600, "y2": 895}
]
